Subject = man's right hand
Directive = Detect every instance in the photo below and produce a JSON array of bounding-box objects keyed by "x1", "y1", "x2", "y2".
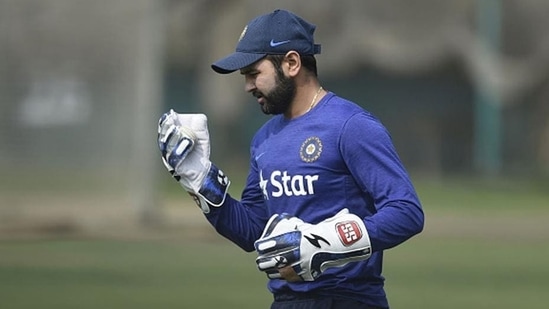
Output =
[{"x1": 157, "y1": 110, "x2": 230, "y2": 213}]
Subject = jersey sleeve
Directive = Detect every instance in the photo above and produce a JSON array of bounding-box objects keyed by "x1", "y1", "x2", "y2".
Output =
[
  {"x1": 339, "y1": 112, "x2": 424, "y2": 251},
  {"x1": 203, "y1": 144, "x2": 269, "y2": 252}
]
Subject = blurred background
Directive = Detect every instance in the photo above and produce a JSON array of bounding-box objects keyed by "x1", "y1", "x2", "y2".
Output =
[{"x1": 0, "y1": 0, "x2": 548, "y2": 308}]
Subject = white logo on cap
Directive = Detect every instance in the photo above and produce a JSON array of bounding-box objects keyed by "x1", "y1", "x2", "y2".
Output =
[{"x1": 239, "y1": 25, "x2": 247, "y2": 42}]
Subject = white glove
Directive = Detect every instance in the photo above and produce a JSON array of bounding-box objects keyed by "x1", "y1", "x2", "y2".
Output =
[
  {"x1": 157, "y1": 110, "x2": 230, "y2": 213},
  {"x1": 254, "y1": 209, "x2": 372, "y2": 281}
]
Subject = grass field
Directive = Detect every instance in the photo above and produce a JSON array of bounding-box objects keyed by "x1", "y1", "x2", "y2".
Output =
[{"x1": 1, "y1": 177, "x2": 548, "y2": 308}]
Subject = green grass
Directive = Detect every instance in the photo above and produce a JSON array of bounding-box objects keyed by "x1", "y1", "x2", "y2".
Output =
[
  {"x1": 384, "y1": 238, "x2": 549, "y2": 308},
  {"x1": 1, "y1": 177, "x2": 548, "y2": 308},
  {"x1": 414, "y1": 176, "x2": 549, "y2": 214},
  {"x1": 1, "y1": 236, "x2": 548, "y2": 308},
  {"x1": 0, "y1": 240, "x2": 272, "y2": 309}
]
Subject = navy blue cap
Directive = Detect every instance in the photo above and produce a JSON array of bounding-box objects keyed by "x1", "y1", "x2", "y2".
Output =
[{"x1": 211, "y1": 9, "x2": 321, "y2": 74}]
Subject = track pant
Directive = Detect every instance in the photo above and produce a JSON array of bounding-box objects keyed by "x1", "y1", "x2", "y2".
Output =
[{"x1": 271, "y1": 293, "x2": 386, "y2": 309}]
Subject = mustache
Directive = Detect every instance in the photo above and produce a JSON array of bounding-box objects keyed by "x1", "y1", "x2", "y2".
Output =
[{"x1": 252, "y1": 91, "x2": 264, "y2": 99}]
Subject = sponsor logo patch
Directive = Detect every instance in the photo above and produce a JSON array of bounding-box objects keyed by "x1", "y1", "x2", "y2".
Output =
[
  {"x1": 260, "y1": 170, "x2": 319, "y2": 198},
  {"x1": 336, "y1": 221, "x2": 362, "y2": 246}
]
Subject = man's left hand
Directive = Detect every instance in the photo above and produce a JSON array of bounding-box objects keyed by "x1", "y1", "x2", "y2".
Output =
[{"x1": 254, "y1": 209, "x2": 372, "y2": 281}]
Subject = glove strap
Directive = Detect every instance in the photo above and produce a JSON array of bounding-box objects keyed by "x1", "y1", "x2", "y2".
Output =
[{"x1": 189, "y1": 163, "x2": 230, "y2": 213}]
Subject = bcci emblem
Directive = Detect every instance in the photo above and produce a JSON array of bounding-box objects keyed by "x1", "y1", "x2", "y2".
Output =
[{"x1": 300, "y1": 137, "x2": 322, "y2": 163}]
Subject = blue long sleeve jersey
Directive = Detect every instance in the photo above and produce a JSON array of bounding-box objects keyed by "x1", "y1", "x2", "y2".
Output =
[{"x1": 204, "y1": 92, "x2": 424, "y2": 307}]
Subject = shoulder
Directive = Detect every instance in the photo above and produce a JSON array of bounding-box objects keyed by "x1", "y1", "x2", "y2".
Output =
[
  {"x1": 321, "y1": 92, "x2": 384, "y2": 131},
  {"x1": 250, "y1": 115, "x2": 283, "y2": 148}
]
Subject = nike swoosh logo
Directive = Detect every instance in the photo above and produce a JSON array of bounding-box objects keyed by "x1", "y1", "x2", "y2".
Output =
[
  {"x1": 270, "y1": 39, "x2": 291, "y2": 47},
  {"x1": 255, "y1": 152, "x2": 267, "y2": 161}
]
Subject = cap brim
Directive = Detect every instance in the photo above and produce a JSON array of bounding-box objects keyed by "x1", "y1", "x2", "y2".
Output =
[{"x1": 211, "y1": 52, "x2": 266, "y2": 74}]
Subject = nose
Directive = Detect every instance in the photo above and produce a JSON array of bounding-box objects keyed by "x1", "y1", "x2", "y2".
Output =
[{"x1": 244, "y1": 75, "x2": 255, "y2": 93}]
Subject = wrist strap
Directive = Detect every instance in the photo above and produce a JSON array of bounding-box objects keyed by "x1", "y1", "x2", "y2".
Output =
[
  {"x1": 199, "y1": 164, "x2": 230, "y2": 206},
  {"x1": 189, "y1": 164, "x2": 230, "y2": 213}
]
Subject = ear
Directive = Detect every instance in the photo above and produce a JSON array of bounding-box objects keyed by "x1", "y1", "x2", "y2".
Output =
[{"x1": 284, "y1": 51, "x2": 301, "y2": 77}]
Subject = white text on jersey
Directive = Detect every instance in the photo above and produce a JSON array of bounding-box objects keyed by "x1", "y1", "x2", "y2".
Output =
[{"x1": 261, "y1": 170, "x2": 319, "y2": 198}]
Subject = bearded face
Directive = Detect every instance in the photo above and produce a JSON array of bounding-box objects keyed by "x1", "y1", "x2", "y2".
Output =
[{"x1": 257, "y1": 62, "x2": 296, "y2": 115}]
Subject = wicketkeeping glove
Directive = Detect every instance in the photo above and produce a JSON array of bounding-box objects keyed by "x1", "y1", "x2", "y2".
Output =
[
  {"x1": 157, "y1": 109, "x2": 230, "y2": 213},
  {"x1": 254, "y1": 209, "x2": 372, "y2": 281}
]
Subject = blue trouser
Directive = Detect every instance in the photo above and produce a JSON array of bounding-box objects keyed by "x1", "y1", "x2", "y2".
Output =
[{"x1": 271, "y1": 293, "x2": 386, "y2": 309}]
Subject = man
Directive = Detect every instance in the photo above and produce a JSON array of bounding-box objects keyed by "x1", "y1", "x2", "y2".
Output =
[{"x1": 158, "y1": 9, "x2": 424, "y2": 309}]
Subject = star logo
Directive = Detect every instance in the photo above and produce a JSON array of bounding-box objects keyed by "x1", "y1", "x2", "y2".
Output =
[
  {"x1": 259, "y1": 170, "x2": 269, "y2": 200},
  {"x1": 306, "y1": 144, "x2": 316, "y2": 155}
]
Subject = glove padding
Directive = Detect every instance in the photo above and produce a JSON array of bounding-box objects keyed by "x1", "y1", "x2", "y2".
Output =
[
  {"x1": 157, "y1": 110, "x2": 230, "y2": 213},
  {"x1": 254, "y1": 209, "x2": 372, "y2": 281}
]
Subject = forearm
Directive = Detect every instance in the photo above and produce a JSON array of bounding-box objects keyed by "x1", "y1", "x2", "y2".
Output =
[
  {"x1": 204, "y1": 195, "x2": 266, "y2": 252},
  {"x1": 364, "y1": 200, "x2": 424, "y2": 252},
  {"x1": 340, "y1": 114, "x2": 425, "y2": 251}
]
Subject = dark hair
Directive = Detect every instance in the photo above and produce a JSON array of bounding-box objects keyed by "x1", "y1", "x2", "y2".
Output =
[{"x1": 266, "y1": 54, "x2": 318, "y2": 77}]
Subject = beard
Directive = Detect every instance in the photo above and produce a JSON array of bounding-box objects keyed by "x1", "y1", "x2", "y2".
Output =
[{"x1": 258, "y1": 71, "x2": 296, "y2": 115}]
